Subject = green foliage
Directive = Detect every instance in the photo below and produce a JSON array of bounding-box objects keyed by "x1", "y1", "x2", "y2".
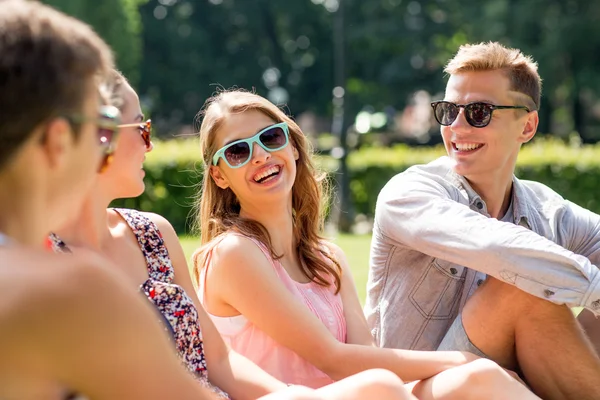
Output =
[
  {"x1": 43, "y1": 0, "x2": 147, "y2": 84},
  {"x1": 111, "y1": 154, "x2": 202, "y2": 234},
  {"x1": 115, "y1": 138, "x2": 600, "y2": 234},
  {"x1": 138, "y1": 0, "x2": 335, "y2": 130},
  {"x1": 133, "y1": 0, "x2": 600, "y2": 141},
  {"x1": 43, "y1": 0, "x2": 600, "y2": 141}
]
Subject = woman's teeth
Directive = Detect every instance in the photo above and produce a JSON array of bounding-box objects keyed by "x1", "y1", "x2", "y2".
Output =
[{"x1": 253, "y1": 166, "x2": 280, "y2": 182}]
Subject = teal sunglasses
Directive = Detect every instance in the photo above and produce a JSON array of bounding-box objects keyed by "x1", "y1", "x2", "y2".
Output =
[{"x1": 212, "y1": 122, "x2": 289, "y2": 168}]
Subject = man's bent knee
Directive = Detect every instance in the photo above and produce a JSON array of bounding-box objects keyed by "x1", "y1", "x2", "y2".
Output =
[{"x1": 451, "y1": 359, "x2": 534, "y2": 400}]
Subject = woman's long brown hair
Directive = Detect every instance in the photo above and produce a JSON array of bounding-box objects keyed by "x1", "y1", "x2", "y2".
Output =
[{"x1": 191, "y1": 90, "x2": 342, "y2": 293}]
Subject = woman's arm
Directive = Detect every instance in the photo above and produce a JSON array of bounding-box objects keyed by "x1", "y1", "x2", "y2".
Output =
[
  {"x1": 204, "y1": 235, "x2": 478, "y2": 383},
  {"x1": 147, "y1": 213, "x2": 287, "y2": 399}
]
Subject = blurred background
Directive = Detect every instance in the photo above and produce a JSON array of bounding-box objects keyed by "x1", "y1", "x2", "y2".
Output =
[
  {"x1": 42, "y1": 0, "x2": 600, "y2": 231},
  {"x1": 42, "y1": 0, "x2": 600, "y2": 300},
  {"x1": 43, "y1": 0, "x2": 600, "y2": 142}
]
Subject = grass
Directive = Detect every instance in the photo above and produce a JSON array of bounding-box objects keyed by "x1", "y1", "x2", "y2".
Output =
[{"x1": 180, "y1": 233, "x2": 373, "y2": 304}]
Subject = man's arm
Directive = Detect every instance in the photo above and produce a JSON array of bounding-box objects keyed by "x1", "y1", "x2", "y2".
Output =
[
  {"x1": 561, "y1": 201, "x2": 600, "y2": 349},
  {"x1": 561, "y1": 200, "x2": 600, "y2": 265},
  {"x1": 376, "y1": 173, "x2": 600, "y2": 314}
]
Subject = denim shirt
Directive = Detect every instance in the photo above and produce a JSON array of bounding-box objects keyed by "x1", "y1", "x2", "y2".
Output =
[{"x1": 365, "y1": 156, "x2": 600, "y2": 351}]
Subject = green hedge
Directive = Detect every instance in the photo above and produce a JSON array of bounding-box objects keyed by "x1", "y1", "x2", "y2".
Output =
[{"x1": 111, "y1": 138, "x2": 600, "y2": 234}]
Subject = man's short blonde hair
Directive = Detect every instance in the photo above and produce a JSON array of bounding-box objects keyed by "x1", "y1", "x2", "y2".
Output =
[{"x1": 444, "y1": 42, "x2": 541, "y2": 111}]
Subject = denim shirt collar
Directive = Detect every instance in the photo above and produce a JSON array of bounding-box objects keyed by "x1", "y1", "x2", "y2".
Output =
[{"x1": 445, "y1": 168, "x2": 531, "y2": 228}]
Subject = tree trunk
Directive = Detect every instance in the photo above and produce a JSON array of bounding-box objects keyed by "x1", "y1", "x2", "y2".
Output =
[{"x1": 330, "y1": 0, "x2": 354, "y2": 233}]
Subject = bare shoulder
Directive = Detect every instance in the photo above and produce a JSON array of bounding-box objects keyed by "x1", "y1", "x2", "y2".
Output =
[
  {"x1": 202, "y1": 233, "x2": 281, "y2": 308},
  {"x1": 140, "y1": 211, "x2": 182, "y2": 248},
  {"x1": 0, "y1": 249, "x2": 122, "y2": 361},
  {"x1": 210, "y1": 233, "x2": 274, "y2": 274},
  {"x1": 0, "y1": 249, "x2": 208, "y2": 398},
  {"x1": 321, "y1": 240, "x2": 351, "y2": 273},
  {"x1": 141, "y1": 211, "x2": 175, "y2": 234},
  {"x1": 0, "y1": 249, "x2": 102, "y2": 305},
  {"x1": 113, "y1": 208, "x2": 177, "y2": 239},
  {"x1": 1, "y1": 249, "x2": 121, "y2": 316},
  {"x1": 322, "y1": 240, "x2": 344, "y2": 258}
]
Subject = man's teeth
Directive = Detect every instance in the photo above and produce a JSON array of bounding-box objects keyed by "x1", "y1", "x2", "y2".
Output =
[
  {"x1": 455, "y1": 143, "x2": 483, "y2": 151},
  {"x1": 254, "y1": 166, "x2": 280, "y2": 182}
]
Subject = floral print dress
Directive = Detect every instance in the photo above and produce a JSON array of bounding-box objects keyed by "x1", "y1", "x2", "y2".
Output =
[{"x1": 49, "y1": 208, "x2": 229, "y2": 399}]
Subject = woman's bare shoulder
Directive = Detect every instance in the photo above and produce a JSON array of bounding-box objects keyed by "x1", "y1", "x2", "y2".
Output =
[{"x1": 210, "y1": 232, "x2": 273, "y2": 267}]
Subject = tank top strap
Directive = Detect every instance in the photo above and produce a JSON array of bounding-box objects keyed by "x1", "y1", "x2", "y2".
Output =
[
  {"x1": 112, "y1": 208, "x2": 175, "y2": 283},
  {"x1": 197, "y1": 241, "x2": 217, "y2": 306},
  {"x1": 231, "y1": 232, "x2": 278, "y2": 265}
]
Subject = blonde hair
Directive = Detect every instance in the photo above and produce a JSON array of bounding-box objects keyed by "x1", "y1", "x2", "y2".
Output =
[
  {"x1": 191, "y1": 90, "x2": 342, "y2": 293},
  {"x1": 103, "y1": 69, "x2": 128, "y2": 111},
  {"x1": 445, "y1": 42, "x2": 541, "y2": 111}
]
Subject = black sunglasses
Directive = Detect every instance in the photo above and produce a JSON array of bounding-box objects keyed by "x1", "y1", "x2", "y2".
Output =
[
  {"x1": 431, "y1": 101, "x2": 530, "y2": 128},
  {"x1": 118, "y1": 119, "x2": 152, "y2": 149}
]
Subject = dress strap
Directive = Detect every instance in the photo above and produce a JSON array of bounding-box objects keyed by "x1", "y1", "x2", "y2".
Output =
[
  {"x1": 48, "y1": 232, "x2": 71, "y2": 253},
  {"x1": 113, "y1": 208, "x2": 175, "y2": 283}
]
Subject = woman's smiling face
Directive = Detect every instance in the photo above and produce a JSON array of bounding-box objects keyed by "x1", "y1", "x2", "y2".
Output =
[{"x1": 209, "y1": 109, "x2": 299, "y2": 209}]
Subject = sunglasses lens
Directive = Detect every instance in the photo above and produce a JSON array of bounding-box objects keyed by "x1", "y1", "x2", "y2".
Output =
[
  {"x1": 224, "y1": 142, "x2": 251, "y2": 167},
  {"x1": 98, "y1": 127, "x2": 115, "y2": 151},
  {"x1": 97, "y1": 126, "x2": 117, "y2": 172},
  {"x1": 465, "y1": 103, "x2": 492, "y2": 127},
  {"x1": 259, "y1": 126, "x2": 287, "y2": 149},
  {"x1": 434, "y1": 102, "x2": 459, "y2": 126},
  {"x1": 140, "y1": 120, "x2": 152, "y2": 148},
  {"x1": 98, "y1": 106, "x2": 119, "y2": 151}
]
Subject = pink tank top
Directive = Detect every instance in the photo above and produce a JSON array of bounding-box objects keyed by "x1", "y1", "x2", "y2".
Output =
[{"x1": 198, "y1": 233, "x2": 347, "y2": 388}]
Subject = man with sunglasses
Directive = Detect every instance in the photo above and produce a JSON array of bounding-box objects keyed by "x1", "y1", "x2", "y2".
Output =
[{"x1": 365, "y1": 42, "x2": 600, "y2": 399}]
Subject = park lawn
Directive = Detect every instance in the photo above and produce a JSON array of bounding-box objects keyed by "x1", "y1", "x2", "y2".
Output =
[{"x1": 179, "y1": 233, "x2": 372, "y2": 304}]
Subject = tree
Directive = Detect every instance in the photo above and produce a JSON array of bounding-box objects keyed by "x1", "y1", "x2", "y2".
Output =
[
  {"x1": 42, "y1": 0, "x2": 148, "y2": 85},
  {"x1": 137, "y1": 0, "x2": 334, "y2": 133}
]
